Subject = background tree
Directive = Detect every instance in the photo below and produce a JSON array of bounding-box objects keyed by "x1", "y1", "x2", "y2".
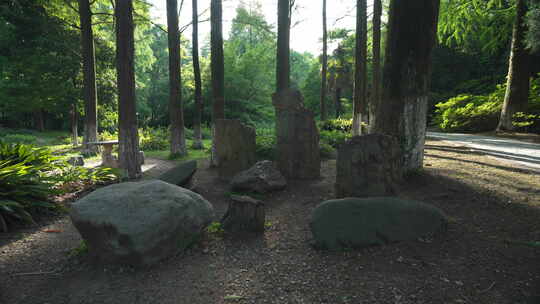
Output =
[
  {"x1": 167, "y1": 0, "x2": 186, "y2": 156},
  {"x1": 191, "y1": 0, "x2": 204, "y2": 149},
  {"x1": 115, "y1": 0, "x2": 141, "y2": 178},
  {"x1": 210, "y1": 0, "x2": 224, "y2": 166},
  {"x1": 276, "y1": 0, "x2": 290, "y2": 92},
  {"x1": 370, "y1": 0, "x2": 382, "y2": 126},
  {"x1": 78, "y1": 0, "x2": 99, "y2": 154},
  {"x1": 352, "y1": 0, "x2": 367, "y2": 136},
  {"x1": 498, "y1": 0, "x2": 531, "y2": 131},
  {"x1": 372, "y1": 0, "x2": 440, "y2": 171},
  {"x1": 320, "y1": 0, "x2": 328, "y2": 121}
]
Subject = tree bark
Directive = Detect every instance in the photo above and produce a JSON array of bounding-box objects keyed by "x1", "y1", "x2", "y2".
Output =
[
  {"x1": 211, "y1": 0, "x2": 224, "y2": 167},
  {"x1": 71, "y1": 103, "x2": 79, "y2": 146},
  {"x1": 276, "y1": 0, "x2": 290, "y2": 92},
  {"x1": 371, "y1": 0, "x2": 440, "y2": 172},
  {"x1": 115, "y1": 0, "x2": 141, "y2": 179},
  {"x1": 78, "y1": 0, "x2": 98, "y2": 154},
  {"x1": 192, "y1": 0, "x2": 204, "y2": 149},
  {"x1": 352, "y1": 0, "x2": 367, "y2": 136},
  {"x1": 167, "y1": 0, "x2": 186, "y2": 156},
  {"x1": 497, "y1": 0, "x2": 531, "y2": 131},
  {"x1": 335, "y1": 87, "x2": 342, "y2": 118},
  {"x1": 33, "y1": 110, "x2": 45, "y2": 132},
  {"x1": 320, "y1": 0, "x2": 328, "y2": 121},
  {"x1": 370, "y1": 0, "x2": 382, "y2": 131}
]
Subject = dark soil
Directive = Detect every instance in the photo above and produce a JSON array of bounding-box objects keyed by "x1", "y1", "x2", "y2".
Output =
[{"x1": 1, "y1": 139, "x2": 539, "y2": 304}]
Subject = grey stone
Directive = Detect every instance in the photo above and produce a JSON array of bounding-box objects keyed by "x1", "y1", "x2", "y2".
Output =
[
  {"x1": 70, "y1": 180, "x2": 214, "y2": 266},
  {"x1": 214, "y1": 119, "x2": 256, "y2": 179},
  {"x1": 158, "y1": 160, "x2": 197, "y2": 187},
  {"x1": 230, "y1": 160, "x2": 286, "y2": 193},
  {"x1": 310, "y1": 197, "x2": 448, "y2": 250},
  {"x1": 272, "y1": 89, "x2": 320, "y2": 180},
  {"x1": 335, "y1": 134, "x2": 402, "y2": 198},
  {"x1": 68, "y1": 156, "x2": 85, "y2": 166}
]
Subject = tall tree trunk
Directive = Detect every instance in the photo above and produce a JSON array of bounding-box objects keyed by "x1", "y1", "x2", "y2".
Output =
[
  {"x1": 33, "y1": 110, "x2": 45, "y2": 132},
  {"x1": 71, "y1": 103, "x2": 79, "y2": 146},
  {"x1": 78, "y1": 0, "x2": 98, "y2": 154},
  {"x1": 320, "y1": 0, "x2": 328, "y2": 121},
  {"x1": 335, "y1": 87, "x2": 342, "y2": 118},
  {"x1": 115, "y1": 0, "x2": 141, "y2": 179},
  {"x1": 497, "y1": 0, "x2": 531, "y2": 131},
  {"x1": 372, "y1": 0, "x2": 440, "y2": 172},
  {"x1": 352, "y1": 0, "x2": 367, "y2": 136},
  {"x1": 370, "y1": 0, "x2": 382, "y2": 131},
  {"x1": 276, "y1": 0, "x2": 290, "y2": 92},
  {"x1": 167, "y1": 0, "x2": 186, "y2": 156},
  {"x1": 210, "y1": 0, "x2": 225, "y2": 167},
  {"x1": 192, "y1": 0, "x2": 204, "y2": 149}
]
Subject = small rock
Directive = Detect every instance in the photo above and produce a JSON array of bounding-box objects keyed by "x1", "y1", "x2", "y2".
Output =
[{"x1": 230, "y1": 161, "x2": 286, "y2": 193}]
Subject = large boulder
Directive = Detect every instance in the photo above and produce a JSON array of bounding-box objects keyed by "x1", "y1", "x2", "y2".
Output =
[
  {"x1": 158, "y1": 160, "x2": 197, "y2": 187},
  {"x1": 230, "y1": 161, "x2": 286, "y2": 193},
  {"x1": 272, "y1": 89, "x2": 320, "y2": 179},
  {"x1": 335, "y1": 134, "x2": 402, "y2": 198},
  {"x1": 70, "y1": 180, "x2": 214, "y2": 266},
  {"x1": 214, "y1": 119, "x2": 256, "y2": 179},
  {"x1": 310, "y1": 197, "x2": 447, "y2": 250}
]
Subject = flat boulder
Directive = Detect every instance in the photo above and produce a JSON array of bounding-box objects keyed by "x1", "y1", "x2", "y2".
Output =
[
  {"x1": 158, "y1": 160, "x2": 197, "y2": 187},
  {"x1": 310, "y1": 197, "x2": 447, "y2": 250},
  {"x1": 230, "y1": 161, "x2": 286, "y2": 193},
  {"x1": 70, "y1": 180, "x2": 214, "y2": 266}
]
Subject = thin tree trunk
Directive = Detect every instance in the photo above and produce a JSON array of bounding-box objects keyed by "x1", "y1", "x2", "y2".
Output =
[
  {"x1": 71, "y1": 103, "x2": 79, "y2": 146},
  {"x1": 115, "y1": 0, "x2": 141, "y2": 179},
  {"x1": 497, "y1": 0, "x2": 531, "y2": 131},
  {"x1": 372, "y1": 0, "x2": 440, "y2": 172},
  {"x1": 276, "y1": 0, "x2": 290, "y2": 92},
  {"x1": 192, "y1": 0, "x2": 204, "y2": 149},
  {"x1": 335, "y1": 87, "x2": 342, "y2": 118},
  {"x1": 78, "y1": 0, "x2": 98, "y2": 154},
  {"x1": 352, "y1": 0, "x2": 367, "y2": 136},
  {"x1": 33, "y1": 110, "x2": 45, "y2": 132},
  {"x1": 167, "y1": 0, "x2": 186, "y2": 156},
  {"x1": 320, "y1": 0, "x2": 328, "y2": 121},
  {"x1": 370, "y1": 0, "x2": 382, "y2": 131},
  {"x1": 210, "y1": 0, "x2": 224, "y2": 167}
]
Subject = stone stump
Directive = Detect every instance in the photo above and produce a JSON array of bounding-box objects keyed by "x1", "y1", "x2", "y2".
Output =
[
  {"x1": 221, "y1": 195, "x2": 265, "y2": 234},
  {"x1": 272, "y1": 89, "x2": 320, "y2": 179},
  {"x1": 214, "y1": 119, "x2": 256, "y2": 179},
  {"x1": 335, "y1": 134, "x2": 402, "y2": 198}
]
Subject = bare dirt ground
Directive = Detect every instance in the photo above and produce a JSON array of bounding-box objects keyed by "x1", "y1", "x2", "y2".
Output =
[{"x1": 1, "y1": 139, "x2": 539, "y2": 304}]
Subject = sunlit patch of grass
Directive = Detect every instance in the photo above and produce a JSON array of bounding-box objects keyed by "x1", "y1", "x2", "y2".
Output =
[{"x1": 145, "y1": 139, "x2": 211, "y2": 161}]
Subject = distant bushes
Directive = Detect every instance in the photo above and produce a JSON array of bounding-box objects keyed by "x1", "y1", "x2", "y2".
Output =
[{"x1": 433, "y1": 77, "x2": 540, "y2": 133}]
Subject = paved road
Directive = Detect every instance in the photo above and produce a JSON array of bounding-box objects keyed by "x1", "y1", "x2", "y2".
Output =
[{"x1": 426, "y1": 132, "x2": 540, "y2": 172}]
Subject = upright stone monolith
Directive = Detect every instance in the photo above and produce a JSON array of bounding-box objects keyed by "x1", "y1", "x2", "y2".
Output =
[
  {"x1": 272, "y1": 89, "x2": 320, "y2": 179},
  {"x1": 214, "y1": 119, "x2": 256, "y2": 179}
]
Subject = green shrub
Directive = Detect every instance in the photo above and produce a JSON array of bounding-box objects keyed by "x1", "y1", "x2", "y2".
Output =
[
  {"x1": 255, "y1": 132, "x2": 276, "y2": 160},
  {"x1": 0, "y1": 142, "x2": 119, "y2": 231},
  {"x1": 139, "y1": 128, "x2": 169, "y2": 151},
  {"x1": 319, "y1": 118, "x2": 353, "y2": 132},
  {"x1": 320, "y1": 129, "x2": 352, "y2": 148},
  {"x1": 0, "y1": 134, "x2": 38, "y2": 145},
  {"x1": 319, "y1": 142, "x2": 336, "y2": 159}
]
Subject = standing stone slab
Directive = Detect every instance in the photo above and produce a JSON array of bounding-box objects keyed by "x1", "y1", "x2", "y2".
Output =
[
  {"x1": 70, "y1": 180, "x2": 214, "y2": 266},
  {"x1": 272, "y1": 89, "x2": 320, "y2": 179},
  {"x1": 214, "y1": 119, "x2": 256, "y2": 179},
  {"x1": 335, "y1": 134, "x2": 402, "y2": 198},
  {"x1": 310, "y1": 197, "x2": 448, "y2": 250}
]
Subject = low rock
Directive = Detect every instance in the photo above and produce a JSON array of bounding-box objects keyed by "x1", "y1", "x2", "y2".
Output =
[
  {"x1": 158, "y1": 160, "x2": 197, "y2": 187},
  {"x1": 70, "y1": 180, "x2": 214, "y2": 266},
  {"x1": 230, "y1": 161, "x2": 286, "y2": 193},
  {"x1": 310, "y1": 197, "x2": 447, "y2": 250}
]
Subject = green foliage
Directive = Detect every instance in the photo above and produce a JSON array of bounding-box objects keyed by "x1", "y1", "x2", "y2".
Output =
[
  {"x1": 319, "y1": 142, "x2": 336, "y2": 160},
  {"x1": 434, "y1": 94, "x2": 502, "y2": 132},
  {"x1": 319, "y1": 118, "x2": 353, "y2": 132},
  {"x1": 526, "y1": 2, "x2": 540, "y2": 52},
  {"x1": 0, "y1": 134, "x2": 38, "y2": 145},
  {"x1": 255, "y1": 128, "x2": 276, "y2": 160},
  {"x1": 139, "y1": 128, "x2": 169, "y2": 151},
  {"x1": 0, "y1": 142, "x2": 118, "y2": 230},
  {"x1": 68, "y1": 240, "x2": 89, "y2": 257},
  {"x1": 206, "y1": 222, "x2": 224, "y2": 237}
]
